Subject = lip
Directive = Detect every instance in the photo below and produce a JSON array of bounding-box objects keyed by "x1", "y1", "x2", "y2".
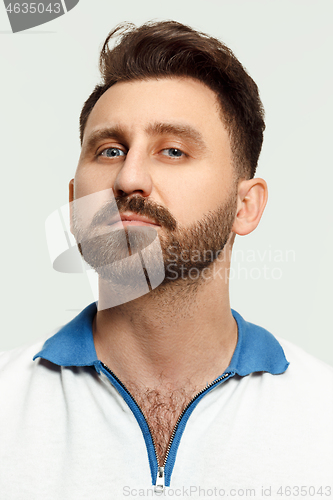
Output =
[{"x1": 108, "y1": 212, "x2": 160, "y2": 227}]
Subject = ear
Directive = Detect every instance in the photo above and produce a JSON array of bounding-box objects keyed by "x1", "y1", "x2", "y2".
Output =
[
  {"x1": 232, "y1": 178, "x2": 268, "y2": 236},
  {"x1": 69, "y1": 179, "x2": 74, "y2": 234}
]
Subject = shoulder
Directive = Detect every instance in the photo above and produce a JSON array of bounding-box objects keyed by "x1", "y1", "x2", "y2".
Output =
[
  {"x1": 233, "y1": 310, "x2": 333, "y2": 406},
  {"x1": 0, "y1": 330, "x2": 65, "y2": 414},
  {"x1": 268, "y1": 336, "x2": 333, "y2": 411},
  {"x1": 0, "y1": 328, "x2": 60, "y2": 378},
  {"x1": 276, "y1": 335, "x2": 333, "y2": 378}
]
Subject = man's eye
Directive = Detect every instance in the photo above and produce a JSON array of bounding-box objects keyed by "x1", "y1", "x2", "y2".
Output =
[
  {"x1": 99, "y1": 148, "x2": 126, "y2": 158},
  {"x1": 161, "y1": 148, "x2": 185, "y2": 158}
]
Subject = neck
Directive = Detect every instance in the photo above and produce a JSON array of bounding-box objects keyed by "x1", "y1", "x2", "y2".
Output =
[{"x1": 93, "y1": 258, "x2": 237, "y2": 392}]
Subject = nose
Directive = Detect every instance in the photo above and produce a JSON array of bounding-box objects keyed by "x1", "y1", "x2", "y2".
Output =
[{"x1": 113, "y1": 148, "x2": 153, "y2": 198}]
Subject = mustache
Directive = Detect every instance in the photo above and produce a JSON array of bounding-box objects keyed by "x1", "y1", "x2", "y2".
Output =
[{"x1": 90, "y1": 195, "x2": 177, "y2": 231}]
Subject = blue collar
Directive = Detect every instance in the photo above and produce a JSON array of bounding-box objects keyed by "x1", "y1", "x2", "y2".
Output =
[{"x1": 33, "y1": 302, "x2": 289, "y2": 376}]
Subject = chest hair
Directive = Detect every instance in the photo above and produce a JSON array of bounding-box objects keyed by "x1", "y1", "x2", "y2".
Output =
[{"x1": 126, "y1": 382, "x2": 200, "y2": 466}]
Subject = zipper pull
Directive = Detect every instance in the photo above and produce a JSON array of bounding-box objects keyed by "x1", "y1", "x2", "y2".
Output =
[{"x1": 154, "y1": 466, "x2": 165, "y2": 495}]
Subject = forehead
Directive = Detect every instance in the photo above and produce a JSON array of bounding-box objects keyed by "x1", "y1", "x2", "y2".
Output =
[{"x1": 83, "y1": 77, "x2": 228, "y2": 144}]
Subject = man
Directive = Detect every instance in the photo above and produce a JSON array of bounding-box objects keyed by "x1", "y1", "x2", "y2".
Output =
[{"x1": 0, "y1": 20, "x2": 332, "y2": 499}]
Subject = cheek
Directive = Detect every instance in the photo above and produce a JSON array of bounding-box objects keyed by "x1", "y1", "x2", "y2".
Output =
[
  {"x1": 74, "y1": 165, "x2": 116, "y2": 199},
  {"x1": 157, "y1": 172, "x2": 229, "y2": 226},
  {"x1": 166, "y1": 168, "x2": 233, "y2": 225},
  {"x1": 72, "y1": 167, "x2": 118, "y2": 229}
]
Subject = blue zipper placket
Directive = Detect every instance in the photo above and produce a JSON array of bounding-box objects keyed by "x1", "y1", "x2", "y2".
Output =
[{"x1": 99, "y1": 360, "x2": 235, "y2": 491}]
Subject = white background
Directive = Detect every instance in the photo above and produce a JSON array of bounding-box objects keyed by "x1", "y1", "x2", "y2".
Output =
[{"x1": 0, "y1": 0, "x2": 332, "y2": 366}]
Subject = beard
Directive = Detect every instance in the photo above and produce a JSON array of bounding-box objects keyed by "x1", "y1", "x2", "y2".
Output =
[{"x1": 71, "y1": 189, "x2": 237, "y2": 299}]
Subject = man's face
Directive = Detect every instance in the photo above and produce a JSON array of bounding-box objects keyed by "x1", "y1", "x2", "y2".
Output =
[{"x1": 72, "y1": 77, "x2": 238, "y2": 287}]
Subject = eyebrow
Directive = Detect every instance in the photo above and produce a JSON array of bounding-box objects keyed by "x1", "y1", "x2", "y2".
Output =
[
  {"x1": 82, "y1": 122, "x2": 209, "y2": 155},
  {"x1": 145, "y1": 122, "x2": 208, "y2": 152}
]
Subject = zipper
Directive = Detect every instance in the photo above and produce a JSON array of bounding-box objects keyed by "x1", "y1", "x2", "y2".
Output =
[
  {"x1": 158, "y1": 371, "x2": 232, "y2": 491},
  {"x1": 100, "y1": 361, "x2": 232, "y2": 493},
  {"x1": 154, "y1": 466, "x2": 165, "y2": 495}
]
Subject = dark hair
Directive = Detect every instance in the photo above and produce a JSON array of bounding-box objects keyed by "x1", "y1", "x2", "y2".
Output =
[{"x1": 79, "y1": 20, "x2": 265, "y2": 179}]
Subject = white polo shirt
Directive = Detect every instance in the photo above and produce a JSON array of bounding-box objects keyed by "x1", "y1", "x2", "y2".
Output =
[{"x1": 0, "y1": 303, "x2": 332, "y2": 499}]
